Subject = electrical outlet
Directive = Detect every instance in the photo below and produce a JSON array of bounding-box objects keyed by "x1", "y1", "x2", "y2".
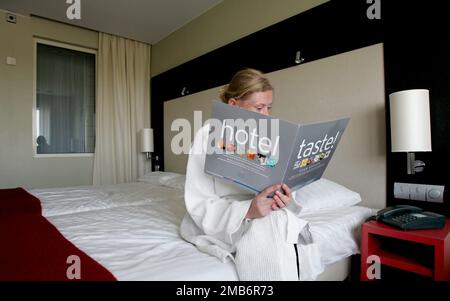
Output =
[
  {"x1": 6, "y1": 13, "x2": 17, "y2": 24},
  {"x1": 6, "y1": 57, "x2": 16, "y2": 65},
  {"x1": 394, "y1": 182, "x2": 410, "y2": 199}
]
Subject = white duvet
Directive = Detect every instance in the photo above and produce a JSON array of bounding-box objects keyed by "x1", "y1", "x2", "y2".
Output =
[{"x1": 29, "y1": 181, "x2": 373, "y2": 281}]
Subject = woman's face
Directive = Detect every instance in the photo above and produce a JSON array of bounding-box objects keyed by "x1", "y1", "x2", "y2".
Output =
[{"x1": 228, "y1": 90, "x2": 273, "y2": 116}]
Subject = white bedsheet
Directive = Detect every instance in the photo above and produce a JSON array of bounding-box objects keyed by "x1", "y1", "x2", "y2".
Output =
[
  {"x1": 29, "y1": 182, "x2": 373, "y2": 281},
  {"x1": 30, "y1": 183, "x2": 184, "y2": 217},
  {"x1": 299, "y1": 206, "x2": 375, "y2": 273}
]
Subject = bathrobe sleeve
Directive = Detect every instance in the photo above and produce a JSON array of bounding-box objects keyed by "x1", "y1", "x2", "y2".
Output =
[
  {"x1": 287, "y1": 190, "x2": 303, "y2": 216},
  {"x1": 184, "y1": 125, "x2": 253, "y2": 246}
]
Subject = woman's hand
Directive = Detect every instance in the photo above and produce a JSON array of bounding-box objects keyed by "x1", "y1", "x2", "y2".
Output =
[
  {"x1": 271, "y1": 184, "x2": 292, "y2": 211},
  {"x1": 245, "y1": 184, "x2": 293, "y2": 219}
]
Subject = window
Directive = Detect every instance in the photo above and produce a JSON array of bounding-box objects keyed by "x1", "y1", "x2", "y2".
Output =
[{"x1": 35, "y1": 40, "x2": 96, "y2": 155}]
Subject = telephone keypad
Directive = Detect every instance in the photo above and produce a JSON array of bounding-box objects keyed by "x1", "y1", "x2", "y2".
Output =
[{"x1": 393, "y1": 214, "x2": 418, "y2": 224}]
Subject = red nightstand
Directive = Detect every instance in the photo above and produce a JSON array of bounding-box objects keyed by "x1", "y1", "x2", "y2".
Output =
[{"x1": 360, "y1": 219, "x2": 450, "y2": 281}]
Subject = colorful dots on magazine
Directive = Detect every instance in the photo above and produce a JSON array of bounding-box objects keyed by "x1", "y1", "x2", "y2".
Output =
[
  {"x1": 300, "y1": 159, "x2": 309, "y2": 168},
  {"x1": 258, "y1": 153, "x2": 267, "y2": 165},
  {"x1": 215, "y1": 140, "x2": 277, "y2": 168},
  {"x1": 294, "y1": 150, "x2": 333, "y2": 171},
  {"x1": 226, "y1": 143, "x2": 235, "y2": 152},
  {"x1": 266, "y1": 157, "x2": 277, "y2": 167},
  {"x1": 217, "y1": 139, "x2": 225, "y2": 150},
  {"x1": 246, "y1": 150, "x2": 257, "y2": 160}
]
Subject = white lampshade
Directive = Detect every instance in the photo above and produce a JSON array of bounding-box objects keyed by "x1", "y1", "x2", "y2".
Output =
[
  {"x1": 140, "y1": 128, "x2": 154, "y2": 153},
  {"x1": 389, "y1": 89, "x2": 432, "y2": 152}
]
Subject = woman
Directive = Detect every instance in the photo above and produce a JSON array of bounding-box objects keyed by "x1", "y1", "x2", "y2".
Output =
[{"x1": 180, "y1": 68, "x2": 320, "y2": 280}]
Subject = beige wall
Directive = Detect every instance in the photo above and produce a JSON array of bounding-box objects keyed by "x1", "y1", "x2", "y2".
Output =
[
  {"x1": 164, "y1": 44, "x2": 386, "y2": 209},
  {"x1": 0, "y1": 10, "x2": 98, "y2": 189},
  {"x1": 151, "y1": 0, "x2": 328, "y2": 76}
]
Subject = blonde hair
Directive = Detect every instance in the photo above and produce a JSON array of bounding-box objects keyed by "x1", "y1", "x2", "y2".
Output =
[{"x1": 219, "y1": 68, "x2": 273, "y2": 103}]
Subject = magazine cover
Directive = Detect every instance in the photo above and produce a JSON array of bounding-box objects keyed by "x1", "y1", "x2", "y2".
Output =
[{"x1": 204, "y1": 101, "x2": 349, "y2": 193}]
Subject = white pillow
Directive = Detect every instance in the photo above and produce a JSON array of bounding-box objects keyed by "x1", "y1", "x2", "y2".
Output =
[
  {"x1": 161, "y1": 175, "x2": 186, "y2": 190},
  {"x1": 137, "y1": 171, "x2": 182, "y2": 185},
  {"x1": 293, "y1": 178, "x2": 361, "y2": 212}
]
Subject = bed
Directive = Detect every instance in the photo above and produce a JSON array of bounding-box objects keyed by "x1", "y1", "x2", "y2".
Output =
[{"x1": 17, "y1": 172, "x2": 374, "y2": 281}]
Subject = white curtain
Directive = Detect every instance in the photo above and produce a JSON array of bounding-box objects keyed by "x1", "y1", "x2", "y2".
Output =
[{"x1": 93, "y1": 33, "x2": 151, "y2": 185}]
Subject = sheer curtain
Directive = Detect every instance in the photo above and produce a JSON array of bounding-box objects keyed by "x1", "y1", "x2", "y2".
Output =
[
  {"x1": 93, "y1": 33, "x2": 151, "y2": 185},
  {"x1": 36, "y1": 44, "x2": 95, "y2": 154}
]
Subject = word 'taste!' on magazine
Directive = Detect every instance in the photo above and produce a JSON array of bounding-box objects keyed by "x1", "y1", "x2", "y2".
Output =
[{"x1": 204, "y1": 101, "x2": 350, "y2": 193}]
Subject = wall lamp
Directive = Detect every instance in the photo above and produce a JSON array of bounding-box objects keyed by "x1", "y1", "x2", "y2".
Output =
[{"x1": 389, "y1": 89, "x2": 432, "y2": 175}]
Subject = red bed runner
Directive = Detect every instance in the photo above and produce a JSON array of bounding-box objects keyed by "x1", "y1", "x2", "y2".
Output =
[{"x1": 0, "y1": 188, "x2": 116, "y2": 281}]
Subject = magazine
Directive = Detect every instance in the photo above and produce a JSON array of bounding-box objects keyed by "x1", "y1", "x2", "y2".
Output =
[{"x1": 204, "y1": 101, "x2": 350, "y2": 193}]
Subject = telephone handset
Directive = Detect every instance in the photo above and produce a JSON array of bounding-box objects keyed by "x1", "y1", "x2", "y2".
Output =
[{"x1": 369, "y1": 205, "x2": 446, "y2": 230}]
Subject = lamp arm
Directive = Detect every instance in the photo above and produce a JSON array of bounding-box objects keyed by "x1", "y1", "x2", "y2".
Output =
[
  {"x1": 407, "y1": 152, "x2": 415, "y2": 175},
  {"x1": 145, "y1": 152, "x2": 159, "y2": 161},
  {"x1": 406, "y1": 152, "x2": 426, "y2": 175}
]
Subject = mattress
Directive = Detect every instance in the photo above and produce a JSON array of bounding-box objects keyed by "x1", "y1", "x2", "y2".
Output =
[{"x1": 29, "y1": 181, "x2": 373, "y2": 280}]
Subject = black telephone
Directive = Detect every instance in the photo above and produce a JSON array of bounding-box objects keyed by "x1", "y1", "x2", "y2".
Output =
[{"x1": 369, "y1": 205, "x2": 446, "y2": 230}]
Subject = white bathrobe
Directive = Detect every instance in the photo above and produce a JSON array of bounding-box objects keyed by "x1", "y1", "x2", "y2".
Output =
[{"x1": 180, "y1": 124, "x2": 322, "y2": 280}]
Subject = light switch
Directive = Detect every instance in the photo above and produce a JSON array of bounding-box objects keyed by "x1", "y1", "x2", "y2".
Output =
[
  {"x1": 6, "y1": 56, "x2": 16, "y2": 65},
  {"x1": 410, "y1": 184, "x2": 427, "y2": 201},
  {"x1": 394, "y1": 182, "x2": 410, "y2": 199},
  {"x1": 426, "y1": 185, "x2": 445, "y2": 203}
]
